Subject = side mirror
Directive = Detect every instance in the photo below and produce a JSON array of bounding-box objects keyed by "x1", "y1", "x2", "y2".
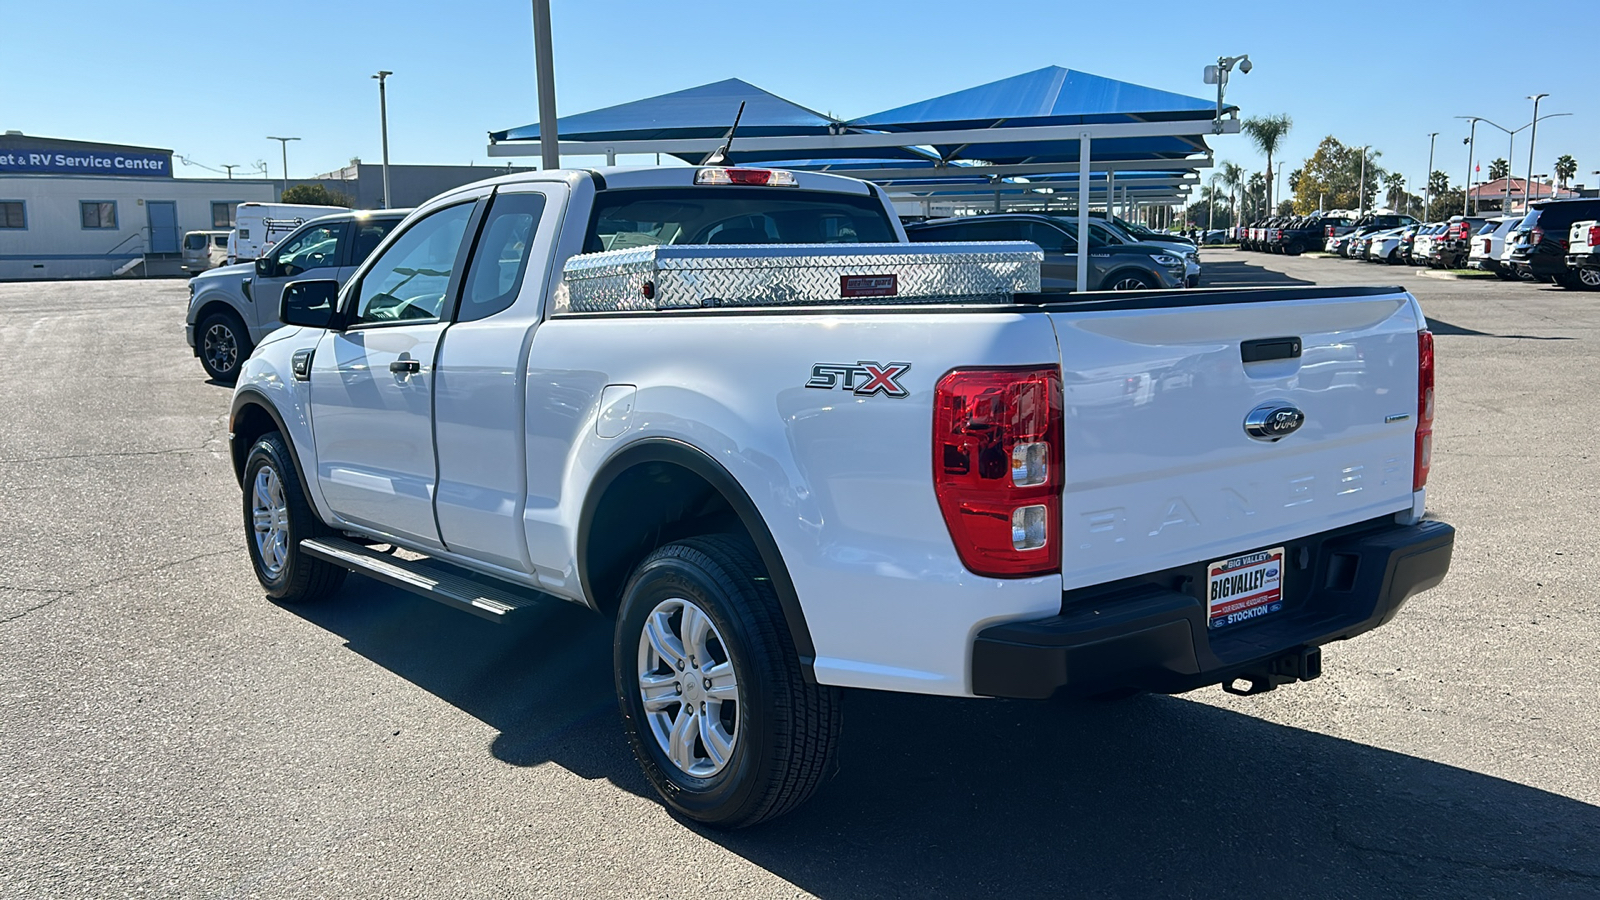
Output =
[
  {"x1": 255, "y1": 257, "x2": 275, "y2": 278},
  {"x1": 279, "y1": 279, "x2": 342, "y2": 329}
]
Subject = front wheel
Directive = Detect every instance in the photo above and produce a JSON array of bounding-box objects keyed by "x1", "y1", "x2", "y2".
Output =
[
  {"x1": 242, "y1": 432, "x2": 346, "y2": 603},
  {"x1": 199, "y1": 311, "x2": 251, "y2": 383},
  {"x1": 1105, "y1": 271, "x2": 1156, "y2": 291},
  {"x1": 615, "y1": 535, "x2": 841, "y2": 828}
]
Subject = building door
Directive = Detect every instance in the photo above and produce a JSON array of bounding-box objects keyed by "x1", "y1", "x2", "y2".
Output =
[{"x1": 146, "y1": 201, "x2": 179, "y2": 254}]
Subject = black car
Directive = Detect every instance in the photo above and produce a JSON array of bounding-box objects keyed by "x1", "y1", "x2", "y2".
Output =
[
  {"x1": 905, "y1": 214, "x2": 1189, "y2": 292},
  {"x1": 1279, "y1": 215, "x2": 1352, "y2": 256},
  {"x1": 1508, "y1": 199, "x2": 1600, "y2": 288}
]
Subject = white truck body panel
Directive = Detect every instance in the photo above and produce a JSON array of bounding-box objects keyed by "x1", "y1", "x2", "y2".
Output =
[
  {"x1": 234, "y1": 166, "x2": 1435, "y2": 698},
  {"x1": 228, "y1": 202, "x2": 346, "y2": 263}
]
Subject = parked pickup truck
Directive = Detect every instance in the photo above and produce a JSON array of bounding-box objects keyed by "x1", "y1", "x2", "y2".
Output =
[
  {"x1": 187, "y1": 208, "x2": 409, "y2": 382},
  {"x1": 1566, "y1": 220, "x2": 1600, "y2": 290},
  {"x1": 228, "y1": 165, "x2": 1454, "y2": 828}
]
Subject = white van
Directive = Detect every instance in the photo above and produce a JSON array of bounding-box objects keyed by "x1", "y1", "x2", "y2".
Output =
[
  {"x1": 181, "y1": 230, "x2": 232, "y2": 274},
  {"x1": 226, "y1": 202, "x2": 347, "y2": 263}
]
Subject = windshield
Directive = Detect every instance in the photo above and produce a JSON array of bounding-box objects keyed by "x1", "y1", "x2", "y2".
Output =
[{"x1": 585, "y1": 187, "x2": 896, "y2": 253}]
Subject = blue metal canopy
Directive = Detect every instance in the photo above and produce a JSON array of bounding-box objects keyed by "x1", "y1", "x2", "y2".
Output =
[{"x1": 490, "y1": 78, "x2": 838, "y2": 143}]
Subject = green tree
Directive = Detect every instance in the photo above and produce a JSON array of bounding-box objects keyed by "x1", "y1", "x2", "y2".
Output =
[
  {"x1": 280, "y1": 184, "x2": 353, "y2": 207},
  {"x1": 1428, "y1": 171, "x2": 1465, "y2": 219},
  {"x1": 1218, "y1": 160, "x2": 1245, "y2": 228},
  {"x1": 1488, "y1": 158, "x2": 1509, "y2": 181},
  {"x1": 1242, "y1": 114, "x2": 1293, "y2": 212},
  {"x1": 1291, "y1": 136, "x2": 1383, "y2": 213},
  {"x1": 1385, "y1": 172, "x2": 1407, "y2": 211},
  {"x1": 1555, "y1": 154, "x2": 1578, "y2": 189}
]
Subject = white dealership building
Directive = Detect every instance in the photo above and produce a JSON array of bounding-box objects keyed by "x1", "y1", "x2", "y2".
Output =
[{"x1": 0, "y1": 132, "x2": 275, "y2": 279}]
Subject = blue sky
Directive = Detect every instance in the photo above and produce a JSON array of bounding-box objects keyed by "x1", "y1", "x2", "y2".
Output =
[{"x1": 5, "y1": 0, "x2": 1596, "y2": 194}]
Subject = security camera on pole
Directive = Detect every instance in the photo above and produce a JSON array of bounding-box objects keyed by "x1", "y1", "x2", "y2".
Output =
[{"x1": 1205, "y1": 54, "x2": 1251, "y2": 136}]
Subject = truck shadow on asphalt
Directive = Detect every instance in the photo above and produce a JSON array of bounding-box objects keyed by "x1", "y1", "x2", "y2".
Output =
[
  {"x1": 1425, "y1": 317, "x2": 1575, "y2": 340},
  {"x1": 288, "y1": 585, "x2": 1600, "y2": 898},
  {"x1": 1194, "y1": 261, "x2": 1317, "y2": 288}
]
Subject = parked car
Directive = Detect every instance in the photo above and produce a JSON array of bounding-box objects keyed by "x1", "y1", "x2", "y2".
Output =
[
  {"x1": 1565, "y1": 220, "x2": 1600, "y2": 290},
  {"x1": 228, "y1": 163, "x2": 1453, "y2": 827},
  {"x1": 1363, "y1": 227, "x2": 1407, "y2": 264},
  {"x1": 1468, "y1": 216, "x2": 1519, "y2": 277},
  {"x1": 187, "y1": 208, "x2": 410, "y2": 382},
  {"x1": 906, "y1": 215, "x2": 1189, "y2": 291},
  {"x1": 227, "y1": 201, "x2": 349, "y2": 264},
  {"x1": 1409, "y1": 223, "x2": 1445, "y2": 267},
  {"x1": 1434, "y1": 215, "x2": 1493, "y2": 269},
  {"x1": 181, "y1": 230, "x2": 231, "y2": 274},
  {"x1": 1508, "y1": 199, "x2": 1600, "y2": 288},
  {"x1": 1274, "y1": 215, "x2": 1349, "y2": 256}
]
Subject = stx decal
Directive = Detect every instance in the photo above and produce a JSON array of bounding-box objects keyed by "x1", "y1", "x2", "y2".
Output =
[{"x1": 805, "y1": 361, "x2": 913, "y2": 398}]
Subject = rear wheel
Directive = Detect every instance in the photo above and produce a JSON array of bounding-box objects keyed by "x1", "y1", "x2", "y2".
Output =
[
  {"x1": 1105, "y1": 271, "x2": 1156, "y2": 291},
  {"x1": 615, "y1": 535, "x2": 841, "y2": 828},
  {"x1": 1554, "y1": 271, "x2": 1584, "y2": 290},
  {"x1": 1576, "y1": 267, "x2": 1600, "y2": 291},
  {"x1": 1285, "y1": 241, "x2": 1304, "y2": 256}
]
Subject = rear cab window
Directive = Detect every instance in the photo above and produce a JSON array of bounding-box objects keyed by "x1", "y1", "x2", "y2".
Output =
[{"x1": 585, "y1": 187, "x2": 896, "y2": 254}]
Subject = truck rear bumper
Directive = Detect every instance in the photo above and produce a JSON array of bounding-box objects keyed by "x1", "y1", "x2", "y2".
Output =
[{"x1": 971, "y1": 518, "x2": 1454, "y2": 699}]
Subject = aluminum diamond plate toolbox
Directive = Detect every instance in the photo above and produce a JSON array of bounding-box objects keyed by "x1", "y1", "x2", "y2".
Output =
[{"x1": 553, "y1": 242, "x2": 1042, "y2": 314}]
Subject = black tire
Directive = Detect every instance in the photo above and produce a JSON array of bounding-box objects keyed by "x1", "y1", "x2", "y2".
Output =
[
  {"x1": 1575, "y1": 267, "x2": 1600, "y2": 291},
  {"x1": 1386, "y1": 249, "x2": 1400, "y2": 265},
  {"x1": 1554, "y1": 271, "x2": 1585, "y2": 290},
  {"x1": 242, "y1": 432, "x2": 346, "y2": 603},
  {"x1": 1285, "y1": 241, "x2": 1304, "y2": 256},
  {"x1": 614, "y1": 535, "x2": 841, "y2": 828},
  {"x1": 1104, "y1": 270, "x2": 1156, "y2": 291},
  {"x1": 198, "y1": 310, "x2": 251, "y2": 383}
]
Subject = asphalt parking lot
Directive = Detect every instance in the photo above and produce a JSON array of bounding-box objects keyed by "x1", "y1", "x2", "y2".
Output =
[{"x1": 3, "y1": 251, "x2": 1598, "y2": 898}]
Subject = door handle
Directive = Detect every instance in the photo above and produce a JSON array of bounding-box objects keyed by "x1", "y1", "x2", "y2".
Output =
[{"x1": 390, "y1": 359, "x2": 420, "y2": 374}]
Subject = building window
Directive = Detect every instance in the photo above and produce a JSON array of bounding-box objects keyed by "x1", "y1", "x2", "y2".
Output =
[
  {"x1": 0, "y1": 201, "x2": 23, "y2": 229},
  {"x1": 80, "y1": 201, "x2": 117, "y2": 229},
  {"x1": 212, "y1": 201, "x2": 239, "y2": 229}
]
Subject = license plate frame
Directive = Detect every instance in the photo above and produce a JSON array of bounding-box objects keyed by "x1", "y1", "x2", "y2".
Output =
[{"x1": 1206, "y1": 546, "x2": 1286, "y2": 629}]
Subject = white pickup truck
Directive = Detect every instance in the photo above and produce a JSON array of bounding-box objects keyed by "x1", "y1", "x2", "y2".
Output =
[{"x1": 228, "y1": 165, "x2": 1454, "y2": 827}]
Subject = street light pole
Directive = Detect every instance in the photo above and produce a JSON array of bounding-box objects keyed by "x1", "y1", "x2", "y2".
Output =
[
  {"x1": 373, "y1": 71, "x2": 393, "y2": 208},
  {"x1": 1208, "y1": 173, "x2": 1218, "y2": 230},
  {"x1": 530, "y1": 0, "x2": 560, "y2": 172},
  {"x1": 1424, "y1": 132, "x2": 1438, "y2": 221},
  {"x1": 266, "y1": 136, "x2": 300, "y2": 195},
  {"x1": 1357, "y1": 146, "x2": 1369, "y2": 217},
  {"x1": 1455, "y1": 117, "x2": 1480, "y2": 218},
  {"x1": 1525, "y1": 93, "x2": 1548, "y2": 211}
]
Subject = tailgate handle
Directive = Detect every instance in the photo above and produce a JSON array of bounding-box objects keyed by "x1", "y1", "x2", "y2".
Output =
[{"x1": 1241, "y1": 337, "x2": 1302, "y2": 363}]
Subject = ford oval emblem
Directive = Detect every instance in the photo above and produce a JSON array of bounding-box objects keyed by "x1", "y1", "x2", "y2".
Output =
[{"x1": 1244, "y1": 403, "x2": 1305, "y2": 442}]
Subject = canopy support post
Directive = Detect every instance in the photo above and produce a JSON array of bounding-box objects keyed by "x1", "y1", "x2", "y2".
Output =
[{"x1": 1077, "y1": 133, "x2": 1091, "y2": 293}]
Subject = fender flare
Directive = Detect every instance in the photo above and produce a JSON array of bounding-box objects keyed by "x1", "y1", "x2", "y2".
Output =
[
  {"x1": 578, "y1": 437, "x2": 817, "y2": 678},
  {"x1": 229, "y1": 387, "x2": 329, "y2": 523}
]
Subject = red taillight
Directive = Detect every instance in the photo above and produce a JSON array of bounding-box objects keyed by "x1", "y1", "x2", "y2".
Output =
[
  {"x1": 1483, "y1": 238, "x2": 1492, "y2": 253},
  {"x1": 1414, "y1": 331, "x2": 1434, "y2": 492},
  {"x1": 933, "y1": 366, "x2": 1063, "y2": 578},
  {"x1": 1532, "y1": 226, "x2": 1544, "y2": 246},
  {"x1": 1589, "y1": 225, "x2": 1600, "y2": 248},
  {"x1": 1326, "y1": 226, "x2": 1335, "y2": 237},
  {"x1": 1457, "y1": 223, "x2": 1469, "y2": 240},
  {"x1": 694, "y1": 167, "x2": 797, "y2": 186}
]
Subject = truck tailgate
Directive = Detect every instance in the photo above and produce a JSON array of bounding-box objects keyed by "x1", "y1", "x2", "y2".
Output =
[{"x1": 1046, "y1": 289, "x2": 1423, "y2": 592}]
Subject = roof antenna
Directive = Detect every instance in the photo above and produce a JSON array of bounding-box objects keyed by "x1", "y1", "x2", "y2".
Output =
[{"x1": 701, "y1": 101, "x2": 746, "y2": 166}]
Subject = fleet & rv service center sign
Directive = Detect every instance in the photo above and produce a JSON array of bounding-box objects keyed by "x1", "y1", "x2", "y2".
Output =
[{"x1": 0, "y1": 139, "x2": 172, "y2": 177}]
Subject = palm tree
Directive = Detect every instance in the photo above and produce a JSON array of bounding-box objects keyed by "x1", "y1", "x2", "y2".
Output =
[
  {"x1": 1488, "y1": 158, "x2": 1509, "y2": 181},
  {"x1": 1218, "y1": 161, "x2": 1245, "y2": 232},
  {"x1": 1242, "y1": 114, "x2": 1294, "y2": 213},
  {"x1": 1555, "y1": 154, "x2": 1578, "y2": 190}
]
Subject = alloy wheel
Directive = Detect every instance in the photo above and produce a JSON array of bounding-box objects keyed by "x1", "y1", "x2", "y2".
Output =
[
  {"x1": 204, "y1": 323, "x2": 239, "y2": 375},
  {"x1": 251, "y1": 465, "x2": 289, "y2": 577},
  {"x1": 637, "y1": 597, "x2": 741, "y2": 778}
]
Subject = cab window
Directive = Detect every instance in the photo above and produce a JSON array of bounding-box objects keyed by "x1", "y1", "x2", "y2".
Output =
[
  {"x1": 353, "y1": 203, "x2": 474, "y2": 326},
  {"x1": 275, "y1": 223, "x2": 345, "y2": 277},
  {"x1": 350, "y1": 218, "x2": 401, "y2": 265},
  {"x1": 457, "y1": 193, "x2": 546, "y2": 322}
]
